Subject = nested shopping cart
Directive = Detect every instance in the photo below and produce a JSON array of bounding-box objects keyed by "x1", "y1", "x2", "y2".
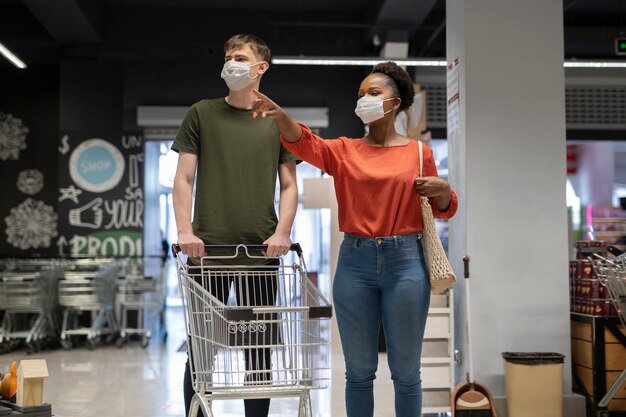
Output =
[
  {"x1": 589, "y1": 249, "x2": 626, "y2": 417},
  {"x1": 173, "y1": 244, "x2": 332, "y2": 417},
  {"x1": 59, "y1": 259, "x2": 120, "y2": 349},
  {"x1": 116, "y1": 256, "x2": 167, "y2": 348},
  {"x1": 0, "y1": 259, "x2": 61, "y2": 353}
]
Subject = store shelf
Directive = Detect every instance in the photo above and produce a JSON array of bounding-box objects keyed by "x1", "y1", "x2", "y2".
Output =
[
  {"x1": 595, "y1": 231, "x2": 626, "y2": 237},
  {"x1": 423, "y1": 406, "x2": 451, "y2": 414},
  {"x1": 422, "y1": 288, "x2": 455, "y2": 411},
  {"x1": 592, "y1": 217, "x2": 626, "y2": 222},
  {"x1": 424, "y1": 332, "x2": 452, "y2": 340},
  {"x1": 589, "y1": 213, "x2": 626, "y2": 245},
  {"x1": 424, "y1": 382, "x2": 455, "y2": 390},
  {"x1": 428, "y1": 307, "x2": 452, "y2": 314},
  {"x1": 422, "y1": 357, "x2": 453, "y2": 365}
]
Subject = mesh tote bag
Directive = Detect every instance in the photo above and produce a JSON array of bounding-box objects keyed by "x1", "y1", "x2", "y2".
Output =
[{"x1": 418, "y1": 140, "x2": 457, "y2": 294}]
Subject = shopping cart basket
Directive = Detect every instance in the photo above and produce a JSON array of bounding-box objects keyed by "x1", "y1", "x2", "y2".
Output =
[
  {"x1": 174, "y1": 243, "x2": 332, "y2": 417},
  {"x1": 116, "y1": 256, "x2": 167, "y2": 348},
  {"x1": 59, "y1": 261, "x2": 120, "y2": 349},
  {"x1": 589, "y1": 247, "x2": 626, "y2": 417},
  {"x1": 0, "y1": 259, "x2": 61, "y2": 353}
]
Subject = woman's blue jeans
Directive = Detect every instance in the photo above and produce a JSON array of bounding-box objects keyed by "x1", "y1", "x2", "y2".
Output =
[{"x1": 333, "y1": 233, "x2": 430, "y2": 417}]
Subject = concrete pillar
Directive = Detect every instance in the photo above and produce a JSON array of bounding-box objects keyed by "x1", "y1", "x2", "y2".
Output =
[{"x1": 446, "y1": 0, "x2": 571, "y2": 398}]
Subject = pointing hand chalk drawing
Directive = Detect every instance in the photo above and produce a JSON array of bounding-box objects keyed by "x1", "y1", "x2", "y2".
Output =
[
  {"x1": 69, "y1": 198, "x2": 103, "y2": 229},
  {"x1": 69, "y1": 139, "x2": 125, "y2": 193}
]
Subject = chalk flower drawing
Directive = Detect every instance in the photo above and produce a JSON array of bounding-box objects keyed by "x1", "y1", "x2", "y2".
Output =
[
  {"x1": 0, "y1": 111, "x2": 29, "y2": 161},
  {"x1": 5, "y1": 198, "x2": 58, "y2": 249},
  {"x1": 17, "y1": 169, "x2": 44, "y2": 195}
]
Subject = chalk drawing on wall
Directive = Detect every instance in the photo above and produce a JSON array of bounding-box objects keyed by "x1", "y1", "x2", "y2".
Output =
[
  {"x1": 128, "y1": 153, "x2": 142, "y2": 188},
  {"x1": 69, "y1": 197, "x2": 103, "y2": 229},
  {"x1": 17, "y1": 169, "x2": 44, "y2": 195},
  {"x1": 0, "y1": 111, "x2": 29, "y2": 161},
  {"x1": 56, "y1": 236, "x2": 68, "y2": 255},
  {"x1": 59, "y1": 184, "x2": 83, "y2": 204},
  {"x1": 4, "y1": 198, "x2": 58, "y2": 250},
  {"x1": 59, "y1": 134, "x2": 70, "y2": 155},
  {"x1": 66, "y1": 231, "x2": 142, "y2": 257},
  {"x1": 69, "y1": 138, "x2": 125, "y2": 193}
]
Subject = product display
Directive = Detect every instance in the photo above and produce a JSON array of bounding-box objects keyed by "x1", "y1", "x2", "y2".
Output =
[{"x1": 570, "y1": 240, "x2": 618, "y2": 317}]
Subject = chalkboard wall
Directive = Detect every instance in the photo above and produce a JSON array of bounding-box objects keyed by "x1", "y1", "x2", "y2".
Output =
[
  {"x1": 57, "y1": 131, "x2": 144, "y2": 256},
  {"x1": 0, "y1": 66, "x2": 59, "y2": 257},
  {"x1": 56, "y1": 62, "x2": 143, "y2": 256}
]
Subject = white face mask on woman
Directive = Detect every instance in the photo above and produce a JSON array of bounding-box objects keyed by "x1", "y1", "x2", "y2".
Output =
[
  {"x1": 354, "y1": 95, "x2": 395, "y2": 124},
  {"x1": 220, "y1": 60, "x2": 262, "y2": 91}
]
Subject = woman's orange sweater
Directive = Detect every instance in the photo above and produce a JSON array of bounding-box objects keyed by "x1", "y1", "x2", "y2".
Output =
[{"x1": 281, "y1": 125, "x2": 458, "y2": 238}]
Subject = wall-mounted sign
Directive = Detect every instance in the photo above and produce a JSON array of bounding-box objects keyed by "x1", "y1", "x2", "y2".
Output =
[{"x1": 69, "y1": 138, "x2": 125, "y2": 193}]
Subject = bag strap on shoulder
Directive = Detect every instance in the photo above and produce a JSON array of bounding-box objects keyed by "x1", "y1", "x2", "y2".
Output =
[{"x1": 418, "y1": 140, "x2": 423, "y2": 178}]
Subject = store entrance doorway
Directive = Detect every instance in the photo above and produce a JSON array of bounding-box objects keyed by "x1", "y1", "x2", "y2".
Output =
[{"x1": 144, "y1": 139, "x2": 180, "y2": 306}]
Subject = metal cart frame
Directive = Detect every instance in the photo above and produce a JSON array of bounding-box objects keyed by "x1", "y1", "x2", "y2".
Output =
[
  {"x1": 116, "y1": 256, "x2": 167, "y2": 348},
  {"x1": 174, "y1": 244, "x2": 332, "y2": 417},
  {"x1": 590, "y1": 248, "x2": 626, "y2": 417},
  {"x1": 59, "y1": 260, "x2": 120, "y2": 350},
  {"x1": 0, "y1": 259, "x2": 60, "y2": 353}
]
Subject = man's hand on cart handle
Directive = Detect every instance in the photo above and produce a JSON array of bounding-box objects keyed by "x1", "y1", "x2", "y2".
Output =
[
  {"x1": 177, "y1": 231, "x2": 205, "y2": 258},
  {"x1": 172, "y1": 243, "x2": 304, "y2": 258},
  {"x1": 263, "y1": 232, "x2": 292, "y2": 257}
]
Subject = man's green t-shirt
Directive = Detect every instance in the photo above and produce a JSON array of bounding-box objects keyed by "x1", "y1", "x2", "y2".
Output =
[{"x1": 171, "y1": 98, "x2": 297, "y2": 254}]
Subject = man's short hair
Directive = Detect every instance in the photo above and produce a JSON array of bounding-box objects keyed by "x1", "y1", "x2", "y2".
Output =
[{"x1": 224, "y1": 34, "x2": 271, "y2": 62}]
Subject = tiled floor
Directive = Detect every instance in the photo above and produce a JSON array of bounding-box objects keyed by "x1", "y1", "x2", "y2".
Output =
[{"x1": 0, "y1": 305, "x2": 407, "y2": 417}]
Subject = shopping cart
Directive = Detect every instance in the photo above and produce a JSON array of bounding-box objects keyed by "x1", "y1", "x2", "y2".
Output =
[
  {"x1": 0, "y1": 259, "x2": 61, "y2": 353},
  {"x1": 116, "y1": 256, "x2": 167, "y2": 348},
  {"x1": 589, "y1": 248, "x2": 626, "y2": 417},
  {"x1": 173, "y1": 243, "x2": 332, "y2": 417},
  {"x1": 59, "y1": 260, "x2": 120, "y2": 350}
]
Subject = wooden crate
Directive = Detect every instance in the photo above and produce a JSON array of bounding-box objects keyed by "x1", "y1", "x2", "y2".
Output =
[{"x1": 571, "y1": 314, "x2": 626, "y2": 413}]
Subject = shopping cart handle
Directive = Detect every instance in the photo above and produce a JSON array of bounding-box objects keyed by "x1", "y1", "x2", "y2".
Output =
[
  {"x1": 171, "y1": 243, "x2": 303, "y2": 257},
  {"x1": 579, "y1": 245, "x2": 624, "y2": 257}
]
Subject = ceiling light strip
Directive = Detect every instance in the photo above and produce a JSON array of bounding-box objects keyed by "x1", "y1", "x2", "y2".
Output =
[
  {"x1": 271, "y1": 57, "x2": 446, "y2": 66},
  {"x1": 0, "y1": 41, "x2": 27, "y2": 69},
  {"x1": 563, "y1": 61, "x2": 626, "y2": 68},
  {"x1": 272, "y1": 56, "x2": 626, "y2": 68}
]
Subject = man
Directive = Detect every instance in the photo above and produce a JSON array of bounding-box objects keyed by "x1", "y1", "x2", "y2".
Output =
[{"x1": 172, "y1": 34, "x2": 298, "y2": 417}]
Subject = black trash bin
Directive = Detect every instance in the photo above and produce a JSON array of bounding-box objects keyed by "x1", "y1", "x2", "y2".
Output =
[{"x1": 502, "y1": 352, "x2": 565, "y2": 417}]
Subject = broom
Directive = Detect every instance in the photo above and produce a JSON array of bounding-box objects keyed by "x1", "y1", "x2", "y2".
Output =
[{"x1": 452, "y1": 256, "x2": 497, "y2": 417}]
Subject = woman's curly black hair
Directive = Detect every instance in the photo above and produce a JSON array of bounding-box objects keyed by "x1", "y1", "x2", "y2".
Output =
[{"x1": 371, "y1": 61, "x2": 414, "y2": 113}]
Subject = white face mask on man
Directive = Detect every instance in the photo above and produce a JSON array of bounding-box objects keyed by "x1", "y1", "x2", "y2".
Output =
[
  {"x1": 354, "y1": 95, "x2": 396, "y2": 124},
  {"x1": 220, "y1": 60, "x2": 262, "y2": 91}
]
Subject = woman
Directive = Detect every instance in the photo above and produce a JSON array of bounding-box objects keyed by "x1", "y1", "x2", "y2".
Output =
[{"x1": 251, "y1": 61, "x2": 458, "y2": 417}]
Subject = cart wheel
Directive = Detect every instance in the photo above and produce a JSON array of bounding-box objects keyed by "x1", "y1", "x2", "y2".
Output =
[
  {"x1": 0, "y1": 342, "x2": 11, "y2": 354},
  {"x1": 8, "y1": 340, "x2": 22, "y2": 352},
  {"x1": 141, "y1": 336, "x2": 150, "y2": 348},
  {"x1": 61, "y1": 338, "x2": 72, "y2": 350},
  {"x1": 116, "y1": 337, "x2": 126, "y2": 348},
  {"x1": 87, "y1": 337, "x2": 100, "y2": 350},
  {"x1": 44, "y1": 336, "x2": 61, "y2": 351},
  {"x1": 25, "y1": 343, "x2": 39, "y2": 355}
]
